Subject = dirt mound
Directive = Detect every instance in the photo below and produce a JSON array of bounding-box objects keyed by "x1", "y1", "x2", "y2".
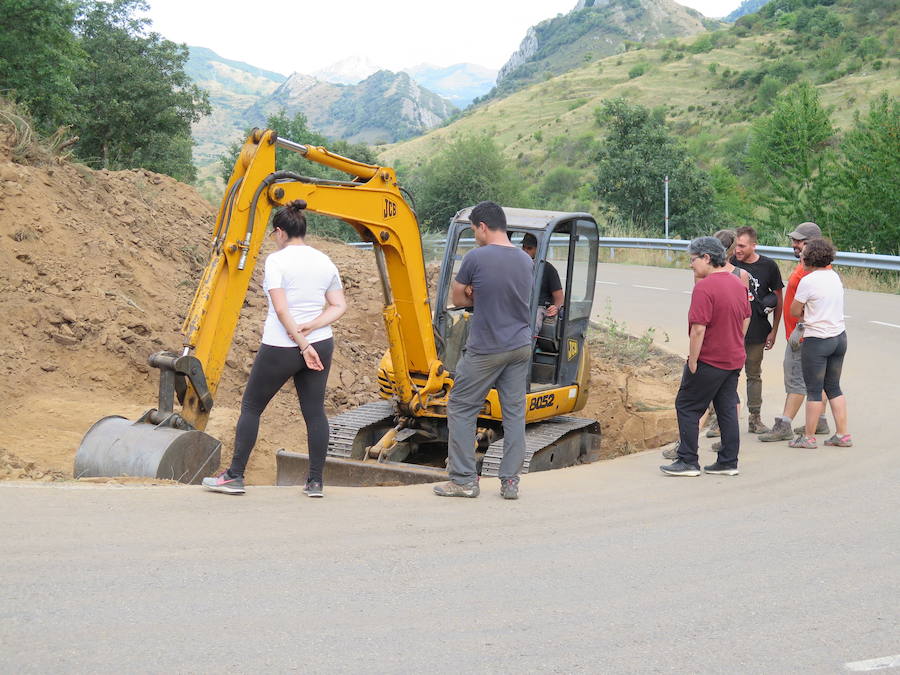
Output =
[{"x1": 0, "y1": 123, "x2": 677, "y2": 485}]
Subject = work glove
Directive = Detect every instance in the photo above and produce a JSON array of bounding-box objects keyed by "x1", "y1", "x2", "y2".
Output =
[{"x1": 789, "y1": 322, "x2": 804, "y2": 351}]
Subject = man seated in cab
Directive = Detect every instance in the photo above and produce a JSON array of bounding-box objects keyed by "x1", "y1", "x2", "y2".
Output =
[{"x1": 521, "y1": 233, "x2": 564, "y2": 324}]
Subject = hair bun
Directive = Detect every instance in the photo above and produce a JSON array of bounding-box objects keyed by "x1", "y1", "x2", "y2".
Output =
[{"x1": 288, "y1": 199, "x2": 307, "y2": 212}]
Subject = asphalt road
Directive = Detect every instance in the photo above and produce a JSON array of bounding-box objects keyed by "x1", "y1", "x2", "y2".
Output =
[{"x1": 2, "y1": 263, "x2": 898, "y2": 673}]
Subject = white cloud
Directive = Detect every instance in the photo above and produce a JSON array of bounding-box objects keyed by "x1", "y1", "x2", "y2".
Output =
[{"x1": 142, "y1": 0, "x2": 743, "y2": 75}]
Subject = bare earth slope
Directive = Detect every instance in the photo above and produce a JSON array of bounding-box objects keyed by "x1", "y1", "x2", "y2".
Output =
[{"x1": 0, "y1": 127, "x2": 677, "y2": 484}]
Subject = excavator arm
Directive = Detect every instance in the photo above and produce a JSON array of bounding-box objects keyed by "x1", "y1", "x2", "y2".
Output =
[
  {"x1": 177, "y1": 129, "x2": 450, "y2": 430},
  {"x1": 75, "y1": 129, "x2": 451, "y2": 482}
]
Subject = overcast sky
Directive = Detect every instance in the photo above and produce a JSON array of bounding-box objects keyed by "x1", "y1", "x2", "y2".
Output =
[{"x1": 141, "y1": 0, "x2": 745, "y2": 76}]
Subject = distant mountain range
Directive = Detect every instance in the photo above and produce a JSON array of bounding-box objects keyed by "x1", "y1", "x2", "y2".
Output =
[
  {"x1": 724, "y1": 0, "x2": 772, "y2": 22},
  {"x1": 311, "y1": 56, "x2": 498, "y2": 107},
  {"x1": 312, "y1": 56, "x2": 381, "y2": 85},
  {"x1": 186, "y1": 47, "x2": 496, "y2": 174},
  {"x1": 403, "y1": 63, "x2": 497, "y2": 107},
  {"x1": 245, "y1": 69, "x2": 458, "y2": 145}
]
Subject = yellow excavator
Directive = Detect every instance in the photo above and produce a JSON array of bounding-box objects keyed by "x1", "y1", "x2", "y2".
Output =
[{"x1": 75, "y1": 129, "x2": 601, "y2": 485}]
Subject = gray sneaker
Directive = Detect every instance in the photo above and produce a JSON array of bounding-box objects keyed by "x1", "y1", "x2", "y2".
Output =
[
  {"x1": 711, "y1": 441, "x2": 722, "y2": 452},
  {"x1": 661, "y1": 443, "x2": 679, "y2": 460},
  {"x1": 303, "y1": 480, "x2": 324, "y2": 498},
  {"x1": 500, "y1": 478, "x2": 519, "y2": 500},
  {"x1": 760, "y1": 417, "x2": 793, "y2": 442},
  {"x1": 433, "y1": 480, "x2": 480, "y2": 498},
  {"x1": 659, "y1": 460, "x2": 701, "y2": 476},
  {"x1": 202, "y1": 471, "x2": 245, "y2": 495},
  {"x1": 794, "y1": 417, "x2": 831, "y2": 435}
]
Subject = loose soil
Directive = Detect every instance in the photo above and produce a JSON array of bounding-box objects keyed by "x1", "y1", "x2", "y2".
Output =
[{"x1": 0, "y1": 123, "x2": 678, "y2": 485}]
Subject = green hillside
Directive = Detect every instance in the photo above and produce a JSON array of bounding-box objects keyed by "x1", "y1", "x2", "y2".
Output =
[
  {"x1": 490, "y1": 0, "x2": 714, "y2": 100},
  {"x1": 380, "y1": 0, "x2": 899, "y2": 247}
]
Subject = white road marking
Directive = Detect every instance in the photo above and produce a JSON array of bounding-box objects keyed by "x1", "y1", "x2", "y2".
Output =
[
  {"x1": 595, "y1": 281, "x2": 619, "y2": 285},
  {"x1": 845, "y1": 654, "x2": 900, "y2": 671},
  {"x1": 870, "y1": 321, "x2": 900, "y2": 329},
  {"x1": 681, "y1": 290, "x2": 692, "y2": 294},
  {"x1": 633, "y1": 285, "x2": 668, "y2": 291}
]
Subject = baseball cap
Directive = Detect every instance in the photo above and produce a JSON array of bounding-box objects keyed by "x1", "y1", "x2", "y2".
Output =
[{"x1": 788, "y1": 222, "x2": 821, "y2": 240}]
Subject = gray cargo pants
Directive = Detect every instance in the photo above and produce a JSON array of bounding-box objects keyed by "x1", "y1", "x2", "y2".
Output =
[{"x1": 447, "y1": 344, "x2": 531, "y2": 484}]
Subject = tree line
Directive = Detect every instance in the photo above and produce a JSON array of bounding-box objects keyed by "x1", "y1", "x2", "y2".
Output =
[
  {"x1": 0, "y1": 0, "x2": 209, "y2": 182},
  {"x1": 398, "y1": 86, "x2": 897, "y2": 256}
]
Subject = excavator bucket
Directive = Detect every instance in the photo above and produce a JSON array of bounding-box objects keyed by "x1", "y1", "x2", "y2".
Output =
[
  {"x1": 74, "y1": 416, "x2": 221, "y2": 484},
  {"x1": 276, "y1": 450, "x2": 446, "y2": 487}
]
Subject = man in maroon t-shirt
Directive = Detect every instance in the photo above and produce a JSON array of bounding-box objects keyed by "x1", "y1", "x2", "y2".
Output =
[{"x1": 661, "y1": 237, "x2": 751, "y2": 476}]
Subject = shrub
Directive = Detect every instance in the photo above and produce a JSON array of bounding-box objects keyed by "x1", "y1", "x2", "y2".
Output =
[{"x1": 628, "y1": 63, "x2": 649, "y2": 79}]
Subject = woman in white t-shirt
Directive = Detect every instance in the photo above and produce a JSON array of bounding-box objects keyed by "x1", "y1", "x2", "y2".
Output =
[
  {"x1": 789, "y1": 238, "x2": 851, "y2": 449},
  {"x1": 203, "y1": 200, "x2": 347, "y2": 497}
]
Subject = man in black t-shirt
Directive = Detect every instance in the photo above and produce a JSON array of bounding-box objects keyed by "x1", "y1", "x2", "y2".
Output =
[
  {"x1": 731, "y1": 225, "x2": 784, "y2": 434},
  {"x1": 522, "y1": 233, "x2": 564, "y2": 317}
]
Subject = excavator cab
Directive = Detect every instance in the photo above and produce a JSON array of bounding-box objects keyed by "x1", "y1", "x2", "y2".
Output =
[{"x1": 435, "y1": 207, "x2": 600, "y2": 394}]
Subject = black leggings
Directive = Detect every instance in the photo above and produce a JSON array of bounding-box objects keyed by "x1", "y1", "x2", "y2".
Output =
[
  {"x1": 801, "y1": 332, "x2": 847, "y2": 402},
  {"x1": 228, "y1": 340, "x2": 334, "y2": 481}
]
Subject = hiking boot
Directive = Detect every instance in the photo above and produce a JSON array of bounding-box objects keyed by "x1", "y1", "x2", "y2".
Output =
[
  {"x1": 760, "y1": 418, "x2": 793, "y2": 442},
  {"x1": 794, "y1": 417, "x2": 831, "y2": 435},
  {"x1": 433, "y1": 480, "x2": 480, "y2": 498},
  {"x1": 824, "y1": 433, "x2": 853, "y2": 447},
  {"x1": 201, "y1": 471, "x2": 245, "y2": 495},
  {"x1": 303, "y1": 480, "x2": 324, "y2": 498},
  {"x1": 748, "y1": 413, "x2": 771, "y2": 434},
  {"x1": 703, "y1": 462, "x2": 739, "y2": 476},
  {"x1": 500, "y1": 478, "x2": 519, "y2": 500},
  {"x1": 788, "y1": 434, "x2": 817, "y2": 449},
  {"x1": 711, "y1": 441, "x2": 722, "y2": 452},
  {"x1": 705, "y1": 414, "x2": 720, "y2": 438},
  {"x1": 659, "y1": 460, "x2": 701, "y2": 476},
  {"x1": 661, "y1": 442, "x2": 679, "y2": 460}
]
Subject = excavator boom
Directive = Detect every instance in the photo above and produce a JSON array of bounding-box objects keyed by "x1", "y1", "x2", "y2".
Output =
[{"x1": 74, "y1": 129, "x2": 449, "y2": 482}]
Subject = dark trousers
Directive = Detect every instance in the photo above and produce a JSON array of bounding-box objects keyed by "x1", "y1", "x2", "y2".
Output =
[
  {"x1": 676, "y1": 361, "x2": 741, "y2": 468},
  {"x1": 801, "y1": 332, "x2": 847, "y2": 401},
  {"x1": 229, "y1": 340, "x2": 334, "y2": 481}
]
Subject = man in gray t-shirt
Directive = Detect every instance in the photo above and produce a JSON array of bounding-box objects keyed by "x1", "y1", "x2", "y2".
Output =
[{"x1": 433, "y1": 201, "x2": 534, "y2": 500}]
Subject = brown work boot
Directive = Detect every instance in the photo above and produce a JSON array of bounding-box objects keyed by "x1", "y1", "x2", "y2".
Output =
[
  {"x1": 794, "y1": 417, "x2": 831, "y2": 435},
  {"x1": 760, "y1": 417, "x2": 792, "y2": 442},
  {"x1": 748, "y1": 413, "x2": 771, "y2": 434}
]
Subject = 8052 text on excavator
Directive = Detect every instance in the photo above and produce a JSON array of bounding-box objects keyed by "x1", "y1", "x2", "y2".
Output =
[{"x1": 75, "y1": 129, "x2": 602, "y2": 486}]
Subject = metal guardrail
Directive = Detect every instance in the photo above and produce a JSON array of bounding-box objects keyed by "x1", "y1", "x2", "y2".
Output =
[
  {"x1": 598, "y1": 238, "x2": 900, "y2": 272},
  {"x1": 350, "y1": 237, "x2": 900, "y2": 272}
]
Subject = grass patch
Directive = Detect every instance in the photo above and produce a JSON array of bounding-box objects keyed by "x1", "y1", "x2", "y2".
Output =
[
  {"x1": 589, "y1": 299, "x2": 667, "y2": 365},
  {"x1": 0, "y1": 97, "x2": 78, "y2": 166}
]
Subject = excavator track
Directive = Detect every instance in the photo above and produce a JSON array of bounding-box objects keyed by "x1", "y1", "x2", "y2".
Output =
[
  {"x1": 326, "y1": 400, "x2": 396, "y2": 459},
  {"x1": 481, "y1": 416, "x2": 601, "y2": 477}
]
